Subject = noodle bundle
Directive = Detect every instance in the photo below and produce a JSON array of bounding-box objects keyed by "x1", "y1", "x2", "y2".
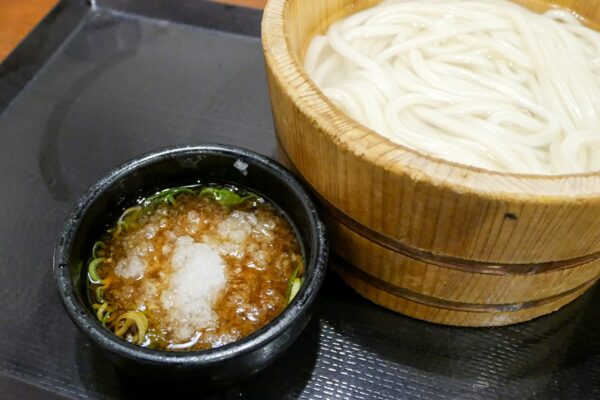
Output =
[{"x1": 304, "y1": 0, "x2": 600, "y2": 174}]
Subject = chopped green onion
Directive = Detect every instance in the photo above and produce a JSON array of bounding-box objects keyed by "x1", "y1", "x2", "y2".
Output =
[
  {"x1": 144, "y1": 187, "x2": 194, "y2": 208},
  {"x1": 200, "y1": 187, "x2": 258, "y2": 208},
  {"x1": 101, "y1": 309, "x2": 114, "y2": 326},
  {"x1": 289, "y1": 278, "x2": 303, "y2": 304},
  {"x1": 286, "y1": 261, "x2": 303, "y2": 304},
  {"x1": 114, "y1": 311, "x2": 148, "y2": 345},
  {"x1": 109, "y1": 206, "x2": 142, "y2": 236},
  {"x1": 95, "y1": 286, "x2": 105, "y2": 303},
  {"x1": 92, "y1": 241, "x2": 105, "y2": 258},
  {"x1": 88, "y1": 257, "x2": 106, "y2": 283},
  {"x1": 95, "y1": 302, "x2": 114, "y2": 323},
  {"x1": 119, "y1": 206, "x2": 142, "y2": 230}
]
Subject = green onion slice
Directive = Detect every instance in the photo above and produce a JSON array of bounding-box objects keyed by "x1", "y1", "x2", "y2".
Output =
[
  {"x1": 286, "y1": 260, "x2": 304, "y2": 304},
  {"x1": 144, "y1": 187, "x2": 194, "y2": 208},
  {"x1": 114, "y1": 311, "x2": 148, "y2": 345},
  {"x1": 88, "y1": 257, "x2": 106, "y2": 283},
  {"x1": 200, "y1": 187, "x2": 258, "y2": 208},
  {"x1": 92, "y1": 241, "x2": 105, "y2": 258}
]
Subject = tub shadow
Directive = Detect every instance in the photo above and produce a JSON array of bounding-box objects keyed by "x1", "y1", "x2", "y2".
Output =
[{"x1": 319, "y1": 272, "x2": 599, "y2": 393}]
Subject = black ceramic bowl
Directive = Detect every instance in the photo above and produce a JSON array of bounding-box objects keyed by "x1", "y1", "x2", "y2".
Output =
[{"x1": 54, "y1": 145, "x2": 328, "y2": 385}]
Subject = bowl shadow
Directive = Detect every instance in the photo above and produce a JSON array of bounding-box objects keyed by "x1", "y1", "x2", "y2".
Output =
[{"x1": 75, "y1": 315, "x2": 321, "y2": 399}]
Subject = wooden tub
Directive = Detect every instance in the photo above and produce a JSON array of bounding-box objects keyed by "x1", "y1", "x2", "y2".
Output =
[{"x1": 262, "y1": 0, "x2": 600, "y2": 326}]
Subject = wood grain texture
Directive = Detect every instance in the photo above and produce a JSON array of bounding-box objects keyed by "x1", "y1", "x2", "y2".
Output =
[
  {"x1": 263, "y1": 0, "x2": 600, "y2": 264},
  {"x1": 335, "y1": 262, "x2": 596, "y2": 327},
  {"x1": 327, "y1": 214, "x2": 600, "y2": 304},
  {"x1": 263, "y1": 0, "x2": 600, "y2": 325},
  {"x1": 0, "y1": 0, "x2": 59, "y2": 61},
  {"x1": 216, "y1": 0, "x2": 266, "y2": 8}
]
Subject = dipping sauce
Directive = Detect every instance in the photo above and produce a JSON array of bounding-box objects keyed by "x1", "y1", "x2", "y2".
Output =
[{"x1": 87, "y1": 185, "x2": 303, "y2": 351}]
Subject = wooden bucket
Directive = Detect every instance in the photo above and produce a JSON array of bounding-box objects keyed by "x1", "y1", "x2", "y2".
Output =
[{"x1": 262, "y1": 0, "x2": 600, "y2": 326}]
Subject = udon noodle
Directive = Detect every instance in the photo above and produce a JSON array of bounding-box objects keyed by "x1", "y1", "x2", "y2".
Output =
[{"x1": 304, "y1": 0, "x2": 600, "y2": 174}]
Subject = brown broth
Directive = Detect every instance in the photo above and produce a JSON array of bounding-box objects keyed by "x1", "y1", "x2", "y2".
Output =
[{"x1": 88, "y1": 186, "x2": 302, "y2": 351}]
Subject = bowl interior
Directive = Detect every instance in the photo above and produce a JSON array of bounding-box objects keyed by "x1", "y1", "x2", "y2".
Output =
[{"x1": 56, "y1": 145, "x2": 326, "y2": 365}]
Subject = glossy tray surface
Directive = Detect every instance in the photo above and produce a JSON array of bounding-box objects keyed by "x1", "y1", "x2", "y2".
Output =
[{"x1": 0, "y1": 1, "x2": 598, "y2": 399}]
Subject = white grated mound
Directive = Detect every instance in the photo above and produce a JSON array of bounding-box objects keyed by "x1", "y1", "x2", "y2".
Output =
[
  {"x1": 161, "y1": 236, "x2": 227, "y2": 340},
  {"x1": 115, "y1": 255, "x2": 146, "y2": 280},
  {"x1": 217, "y1": 211, "x2": 257, "y2": 243}
]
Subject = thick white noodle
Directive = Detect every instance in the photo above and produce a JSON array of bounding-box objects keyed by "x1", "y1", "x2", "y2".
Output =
[{"x1": 303, "y1": 0, "x2": 600, "y2": 174}]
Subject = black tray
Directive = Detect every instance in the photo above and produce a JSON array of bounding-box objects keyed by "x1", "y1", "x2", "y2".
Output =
[{"x1": 0, "y1": 1, "x2": 598, "y2": 399}]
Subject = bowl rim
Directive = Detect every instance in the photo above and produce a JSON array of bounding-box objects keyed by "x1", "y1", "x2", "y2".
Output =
[
  {"x1": 261, "y1": 0, "x2": 600, "y2": 202},
  {"x1": 53, "y1": 144, "x2": 328, "y2": 366}
]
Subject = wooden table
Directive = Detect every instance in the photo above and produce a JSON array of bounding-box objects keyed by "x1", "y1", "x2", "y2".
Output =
[{"x1": 0, "y1": 0, "x2": 267, "y2": 61}]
